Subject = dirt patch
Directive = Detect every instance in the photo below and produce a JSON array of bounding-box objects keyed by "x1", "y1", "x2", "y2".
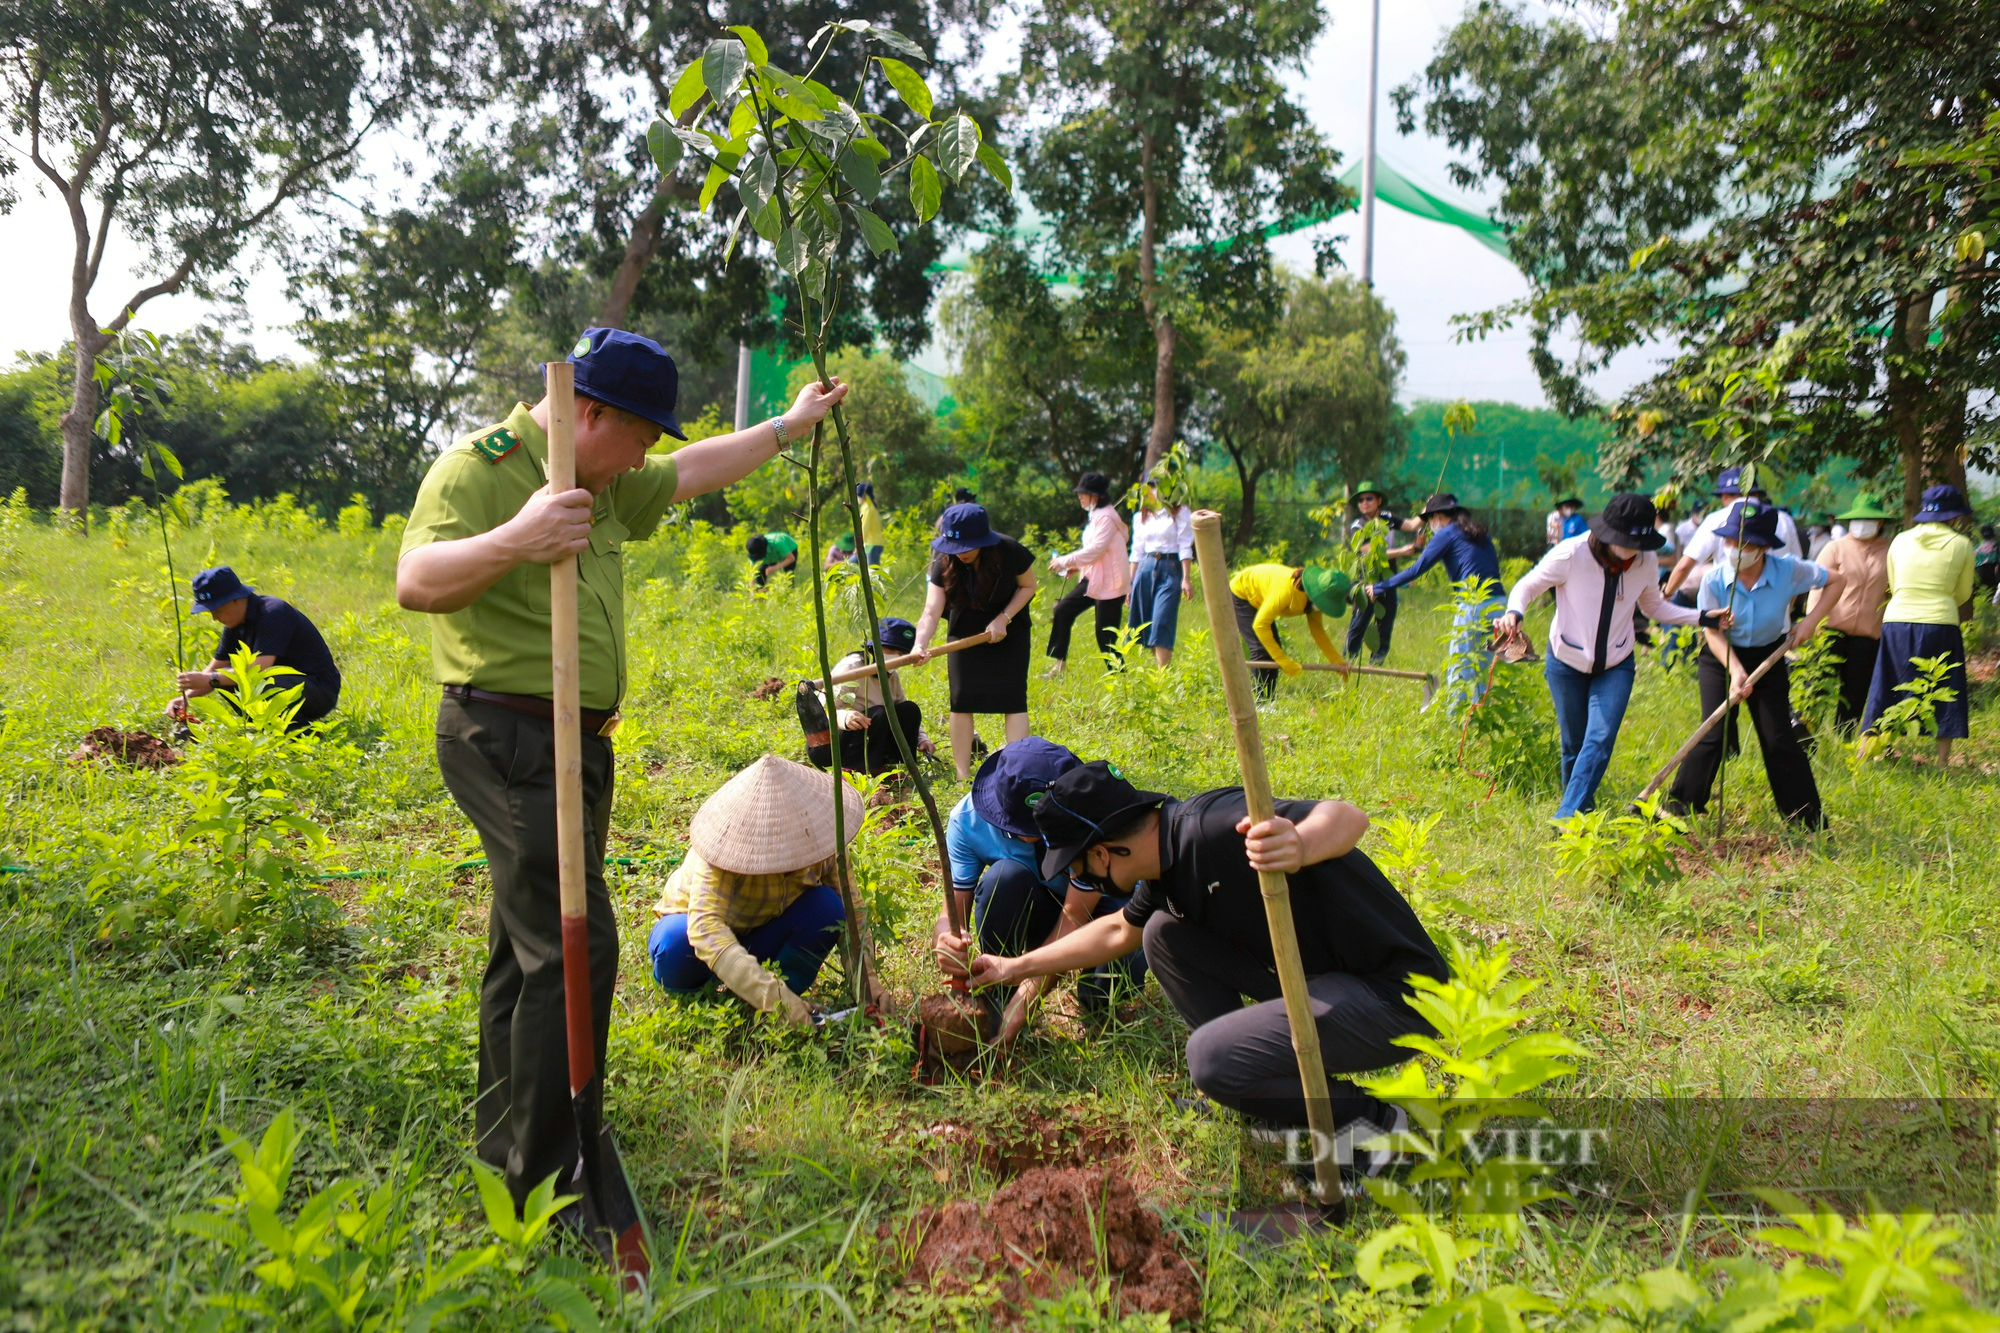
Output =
[
  {"x1": 749, "y1": 676, "x2": 787, "y2": 701},
  {"x1": 1968, "y1": 647, "x2": 2000, "y2": 684},
  {"x1": 1672, "y1": 830, "x2": 1809, "y2": 877},
  {"x1": 70, "y1": 726, "x2": 179, "y2": 769},
  {"x1": 920, "y1": 1110, "x2": 1132, "y2": 1179},
  {"x1": 914, "y1": 991, "x2": 996, "y2": 1081},
  {"x1": 906, "y1": 1166, "x2": 1199, "y2": 1326}
]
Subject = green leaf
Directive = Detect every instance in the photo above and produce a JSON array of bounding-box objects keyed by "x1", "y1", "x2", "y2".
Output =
[
  {"x1": 847, "y1": 135, "x2": 890, "y2": 162},
  {"x1": 938, "y1": 113, "x2": 980, "y2": 182},
  {"x1": 722, "y1": 207, "x2": 748, "y2": 265},
  {"x1": 152, "y1": 442, "x2": 182, "y2": 480},
  {"x1": 702, "y1": 39, "x2": 748, "y2": 105},
  {"x1": 775, "y1": 227, "x2": 808, "y2": 275},
  {"x1": 851, "y1": 206, "x2": 898, "y2": 256},
  {"x1": 749, "y1": 198, "x2": 783, "y2": 243},
  {"x1": 534, "y1": 1277, "x2": 602, "y2": 1333},
  {"x1": 976, "y1": 142, "x2": 1012, "y2": 190},
  {"x1": 738, "y1": 151, "x2": 777, "y2": 218},
  {"x1": 469, "y1": 1160, "x2": 523, "y2": 1247},
  {"x1": 874, "y1": 57, "x2": 932, "y2": 119},
  {"x1": 668, "y1": 59, "x2": 706, "y2": 120},
  {"x1": 838, "y1": 147, "x2": 881, "y2": 202},
  {"x1": 727, "y1": 96, "x2": 759, "y2": 143},
  {"x1": 698, "y1": 161, "x2": 730, "y2": 212},
  {"x1": 647, "y1": 119, "x2": 683, "y2": 174},
  {"x1": 866, "y1": 26, "x2": 929, "y2": 62},
  {"x1": 725, "y1": 25, "x2": 767, "y2": 68},
  {"x1": 908, "y1": 155, "x2": 942, "y2": 222}
]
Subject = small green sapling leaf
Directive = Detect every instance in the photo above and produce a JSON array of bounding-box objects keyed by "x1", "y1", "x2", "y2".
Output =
[
  {"x1": 668, "y1": 59, "x2": 706, "y2": 120},
  {"x1": 702, "y1": 39, "x2": 748, "y2": 105},
  {"x1": 875, "y1": 57, "x2": 932, "y2": 119},
  {"x1": 725, "y1": 24, "x2": 768, "y2": 67},
  {"x1": 647, "y1": 119, "x2": 683, "y2": 174},
  {"x1": 908, "y1": 155, "x2": 941, "y2": 222},
  {"x1": 938, "y1": 113, "x2": 980, "y2": 182}
]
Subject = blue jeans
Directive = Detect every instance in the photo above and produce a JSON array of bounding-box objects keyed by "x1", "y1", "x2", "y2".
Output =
[
  {"x1": 1129, "y1": 555, "x2": 1183, "y2": 649},
  {"x1": 649, "y1": 884, "x2": 845, "y2": 996},
  {"x1": 1544, "y1": 655, "x2": 1636, "y2": 819},
  {"x1": 1445, "y1": 595, "x2": 1506, "y2": 710},
  {"x1": 862, "y1": 545, "x2": 883, "y2": 567}
]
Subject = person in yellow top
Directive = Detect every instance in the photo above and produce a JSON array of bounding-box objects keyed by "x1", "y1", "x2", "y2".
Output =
[
  {"x1": 856, "y1": 481, "x2": 887, "y2": 565},
  {"x1": 1862, "y1": 484, "x2": 1977, "y2": 764},
  {"x1": 648, "y1": 755, "x2": 863, "y2": 1025},
  {"x1": 1227, "y1": 563, "x2": 1352, "y2": 701}
]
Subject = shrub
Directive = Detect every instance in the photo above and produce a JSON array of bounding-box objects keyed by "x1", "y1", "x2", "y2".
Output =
[{"x1": 1549, "y1": 799, "x2": 1690, "y2": 891}]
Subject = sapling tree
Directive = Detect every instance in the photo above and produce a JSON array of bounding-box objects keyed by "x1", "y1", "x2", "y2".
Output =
[
  {"x1": 653, "y1": 19, "x2": 1007, "y2": 1006},
  {"x1": 93, "y1": 328, "x2": 188, "y2": 681}
]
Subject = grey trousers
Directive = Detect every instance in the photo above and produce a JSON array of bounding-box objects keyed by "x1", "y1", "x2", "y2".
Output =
[{"x1": 1143, "y1": 911, "x2": 1427, "y2": 1130}]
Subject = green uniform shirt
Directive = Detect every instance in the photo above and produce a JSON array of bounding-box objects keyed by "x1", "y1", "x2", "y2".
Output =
[
  {"x1": 757, "y1": 531, "x2": 799, "y2": 567},
  {"x1": 401, "y1": 403, "x2": 679, "y2": 710}
]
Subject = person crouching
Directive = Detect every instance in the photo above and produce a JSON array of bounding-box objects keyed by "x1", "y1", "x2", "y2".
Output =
[
  {"x1": 648, "y1": 755, "x2": 861, "y2": 1025},
  {"x1": 798, "y1": 616, "x2": 933, "y2": 774}
]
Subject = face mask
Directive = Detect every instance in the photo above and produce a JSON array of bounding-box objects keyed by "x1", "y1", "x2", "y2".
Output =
[
  {"x1": 1850, "y1": 519, "x2": 1881, "y2": 539},
  {"x1": 1608, "y1": 544, "x2": 1638, "y2": 561}
]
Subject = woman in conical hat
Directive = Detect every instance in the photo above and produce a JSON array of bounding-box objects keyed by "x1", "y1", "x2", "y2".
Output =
[{"x1": 648, "y1": 755, "x2": 862, "y2": 1024}]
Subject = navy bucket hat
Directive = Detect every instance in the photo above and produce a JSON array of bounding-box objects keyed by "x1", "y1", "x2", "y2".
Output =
[
  {"x1": 971, "y1": 737, "x2": 1081, "y2": 841},
  {"x1": 1716, "y1": 499, "x2": 1781, "y2": 548},
  {"x1": 566, "y1": 327, "x2": 686, "y2": 440},
  {"x1": 1913, "y1": 484, "x2": 1971, "y2": 524},
  {"x1": 1713, "y1": 466, "x2": 1746, "y2": 496},
  {"x1": 869, "y1": 617, "x2": 917, "y2": 654},
  {"x1": 932, "y1": 502, "x2": 1002, "y2": 555},
  {"x1": 191, "y1": 566, "x2": 255, "y2": 613}
]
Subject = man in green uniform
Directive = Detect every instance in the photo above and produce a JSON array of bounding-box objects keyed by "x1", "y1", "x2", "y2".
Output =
[{"x1": 397, "y1": 326, "x2": 848, "y2": 1210}]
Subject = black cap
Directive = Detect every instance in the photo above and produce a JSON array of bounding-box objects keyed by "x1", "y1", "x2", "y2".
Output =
[
  {"x1": 1418, "y1": 492, "x2": 1465, "y2": 519},
  {"x1": 1075, "y1": 472, "x2": 1112, "y2": 501},
  {"x1": 1588, "y1": 492, "x2": 1666, "y2": 551},
  {"x1": 191, "y1": 566, "x2": 255, "y2": 613},
  {"x1": 1030, "y1": 760, "x2": 1170, "y2": 879}
]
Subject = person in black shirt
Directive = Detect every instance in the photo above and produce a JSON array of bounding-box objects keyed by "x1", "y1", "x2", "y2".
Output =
[
  {"x1": 1343, "y1": 482, "x2": 1416, "y2": 664},
  {"x1": 175, "y1": 566, "x2": 342, "y2": 729},
  {"x1": 912, "y1": 502, "x2": 1037, "y2": 780},
  {"x1": 969, "y1": 760, "x2": 1445, "y2": 1154}
]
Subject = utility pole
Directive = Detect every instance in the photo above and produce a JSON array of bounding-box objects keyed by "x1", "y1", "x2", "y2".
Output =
[
  {"x1": 733, "y1": 342, "x2": 753, "y2": 431},
  {"x1": 1359, "y1": 0, "x2": 1381, "y2": 286}
]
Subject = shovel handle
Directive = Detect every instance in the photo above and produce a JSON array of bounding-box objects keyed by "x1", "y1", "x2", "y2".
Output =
[
  {"x1": 1632, "y1": 642, "x2": 1790, "y2": 804},
  {"x1": 823, "y1": 633, "x2": 991, "y2": 685},
  {"x1": 547, "y1": 362, "x2": 594, "y2": 1097}
]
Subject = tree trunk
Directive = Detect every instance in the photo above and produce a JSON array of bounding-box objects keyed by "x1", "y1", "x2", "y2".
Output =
[
  {"x1": 58, "y1": 306, "x2": 109, "y2": 525},
  {"x1": 1137, "y1": 132, "x2": 1175, "y2": 474},
  {"x1": 1222, "y1": 434, "x2": 1260, "y2": 550},
  {"x1": 1884, "y1": 289, "x2": 1931, "y2": 519},
  {"x1": 598, "y1": 181, "x2": 671, "y2": 328}
]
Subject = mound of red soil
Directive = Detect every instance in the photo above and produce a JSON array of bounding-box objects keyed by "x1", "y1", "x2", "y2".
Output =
[
  {"x1": 71, "y1": 727, "x2": 179, "y2": 769},
  {"x1": 907, "y1": 1166, "x2": 1199, "y2": 1325},
  {"x1": 749, "y1": 676, "x2": 787, "y2": 700}
]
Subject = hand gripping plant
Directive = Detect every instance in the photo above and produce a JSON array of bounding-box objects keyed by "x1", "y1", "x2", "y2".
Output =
[{"x1": 654, "y1": 21, "x2": 1007, "y2": 1008}]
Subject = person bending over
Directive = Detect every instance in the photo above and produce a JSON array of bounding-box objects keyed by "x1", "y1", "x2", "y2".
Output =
[
  {"x1": 970, "y1": 761, "x2": 1445, "y2": 1174},
  {"x1": 649, "y1": 755, "x2": 859, "y2": 1025},
  {"x1": 1228, "y1": 562, "x2": 1351, "y2": 701},
  {"x1": 797, "y1": 616, "x2": 933, "y2": 774},
  {"x1": 176, "y1": 566, "x2": 342, "y2": 729},
  {"x1": 746, "y1": 531, "x2": 799, "y2": 587},
  {"x1": 930, "y1": 739, "x2": 1146, "y2": 1049}
]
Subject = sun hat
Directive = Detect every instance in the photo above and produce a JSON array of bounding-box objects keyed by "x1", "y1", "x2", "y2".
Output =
[
  {"x1": 1712, "y1": 466, "x2": 1746, "y2": 496},
  {"x1": 1912, "y1": 484, "x2": 1971, "y2": 524},
  {"x1": 1715, "y1": 499, "x2": 1780, "y2": 548},
  {"x1": 856, "y1": 481, "x2": 876, "y2": 500},
  {"x1": 1300, "y1": 566, "x2": 1352, "y2": 617},
  {"x1": 191, "y1": 566, "x2": 256, "y2": 613},
  {"x1": 869, "y1": 617, "x2": 917, "y2": 653},
  {"x1": 565, "y1": 327, "x2": 686, "y2": 440},
  {"x1": 689, "y1": 754, "x2": 863, "y2": 875},
  {"x1": 1834, "y1": 490, "x2": 1894, "y2": 522},
  {"x1": 834, "y1": 530, "x2": 856, "y2": 551},
  {"x1": 1032, "y1": 761, "x2": 1171, "y2": 880},
  {"x1": 932, "y1": 502, "x2": 1002, "y2": 555},
  {"x1": 1074, "y1": 472, "x2": 1112, "y2": 501},
  {"x1": 971, "y1": 737, "x2": 1081, "y2": 840},
  {"x1": 1557, "y1": 495, "x2": 1583, "y2": 509},
  {"x1": 1417, "y1": 492, "x2": 1466, "y2": 519},
  {"x1": 1352, "y1": 479, "x2": 1385, "y2": 501},
  {"x1": 1587, "y1": 493, "x2": 1666, "y2": 551}
]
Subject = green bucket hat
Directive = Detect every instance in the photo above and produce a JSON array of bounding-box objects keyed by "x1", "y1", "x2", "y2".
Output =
[
  {"x1": 1352, "y1": 479, "x2": 1385, "y2": 501},
  {"x1": 1835, "y1": 491, "x2": 1894, "y2": 521},
  {"x1": 1301, "y1": 566, "x2": 1351, "y2": 618}
]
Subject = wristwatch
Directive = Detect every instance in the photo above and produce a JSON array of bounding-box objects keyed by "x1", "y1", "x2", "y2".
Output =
[{"x1": 771, "y1": 416, "x2": 789, "y2": 449}]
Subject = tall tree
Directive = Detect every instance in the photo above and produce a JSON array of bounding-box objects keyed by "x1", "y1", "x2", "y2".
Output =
[
  {"x1": 1399, "y1": 0, "x2": 2000, "y2": 514},
  {"x1": 1010, "y1": 0, "x2": 1351, "y2": 473},
  {"x1": 0, "y1": 0, "x2": 460, "y2": 520},
  {"x1": 1189, "y1": 271, "x2": 1404, "y2": 545}
]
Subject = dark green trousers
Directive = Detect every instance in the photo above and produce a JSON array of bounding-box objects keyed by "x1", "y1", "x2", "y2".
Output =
[{"x1": 435, "y1": 695, "x2": 617, "y2": 1208}]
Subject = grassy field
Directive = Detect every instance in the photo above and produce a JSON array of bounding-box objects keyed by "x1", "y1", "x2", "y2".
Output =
[{"x1": 5, "y1": 496, "x2": 2000, "y2": 1330}]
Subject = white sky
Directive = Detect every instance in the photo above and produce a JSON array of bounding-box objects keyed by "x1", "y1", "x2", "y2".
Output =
[{"x1": 0, "y1": 0, "x2": 1665, "y2": 408}]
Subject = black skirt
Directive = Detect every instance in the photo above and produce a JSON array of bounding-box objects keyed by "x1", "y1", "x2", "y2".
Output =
[{"x1": 946, "y1": 606, "x2": 1033, "y2": 714}]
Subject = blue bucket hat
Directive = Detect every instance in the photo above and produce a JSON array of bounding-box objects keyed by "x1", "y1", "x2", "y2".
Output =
[
  {"x1": 1713, "y1": 466, "x2": 1746, "y2": 496},
  {"x1": 1715, "y1": 499, "x2": 1780, "y2": 548},
  {"x1": 971, "y1": 737, "x2": 1081, "y2": 841},
  {"x1": 1913, "y1": 484, "x2": 1971, "y2": 523},
  {"x1": 566, "y1": 327, "x2": 686, "y2": 440},
  {"x1": 869, "y1": 617, "x2": 917, "y2": 654},
  {"x1": 191, "y1": 566, "x2": 255, "y2": 613},
  {"x1": 932, "y1": 502, "x2": 1002, "y2": 555}
]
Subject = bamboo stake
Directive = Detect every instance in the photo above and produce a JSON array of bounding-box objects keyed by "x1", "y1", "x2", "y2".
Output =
[
  {"x1": 1191, "y1": 510, "x2": 1344, "y2": 1210},
  {"x1": 1632, "y1": 642, "x2": 1789, "y2": 805}
]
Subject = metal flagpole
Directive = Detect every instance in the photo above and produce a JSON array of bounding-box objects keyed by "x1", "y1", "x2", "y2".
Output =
[{"x1": 1359, "y1": 0, "x2": 1381, "y2": 286}]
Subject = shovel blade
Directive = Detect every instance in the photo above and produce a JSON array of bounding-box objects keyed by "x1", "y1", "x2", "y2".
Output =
[{"x1": 571, "y1": 1076, "x2": 650, "y2": 1288}]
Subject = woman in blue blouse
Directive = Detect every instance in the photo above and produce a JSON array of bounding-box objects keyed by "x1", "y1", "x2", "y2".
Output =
[{"x1": 1363, "y1": 493, "x2": 1505, "y2": 708}]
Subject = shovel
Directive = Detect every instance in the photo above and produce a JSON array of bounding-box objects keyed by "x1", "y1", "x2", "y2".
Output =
[{"x1": 546, "y1": 361, "x2": 650, "y2": 1286}]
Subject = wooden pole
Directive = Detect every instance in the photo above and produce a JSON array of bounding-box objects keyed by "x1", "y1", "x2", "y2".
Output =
[
  {"x1": 824, "y1": 633, "x2": 990, "y2": 685},
  {"x1": 1244, "y1": 660, "x2": 1439, "y2": 708},
  {"x1": 1631, "y1": 643, "x2": 1789, "y2": 805},
  {"x1": 1191, "y1": 510, "x2": 1344, "y2": 1210}
]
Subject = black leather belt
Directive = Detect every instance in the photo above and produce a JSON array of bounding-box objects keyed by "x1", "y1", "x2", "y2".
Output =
[{"x1": 443, "y1": 684, "x2": 622, "y2": 736}]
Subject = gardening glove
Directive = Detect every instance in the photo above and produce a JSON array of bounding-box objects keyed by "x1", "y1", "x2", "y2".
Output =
[{"x1": 709, "y1": 942, "x2": 813, "y2": 1027}]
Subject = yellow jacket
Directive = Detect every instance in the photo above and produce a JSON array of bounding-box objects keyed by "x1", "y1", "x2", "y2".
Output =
[{"x1": 1228, "y1": 564, "x2": 1344, "y2": 675}]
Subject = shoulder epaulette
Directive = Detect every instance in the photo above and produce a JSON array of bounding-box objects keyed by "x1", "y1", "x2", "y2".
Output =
[{"x1": 471, "y1": 427, "x2": 520, "y2": 463}]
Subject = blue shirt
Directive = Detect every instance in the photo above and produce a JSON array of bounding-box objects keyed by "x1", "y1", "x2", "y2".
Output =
[
  {"x1": 946, "y1": 794, "x2": 1065, "y2": 895},
  {"x1": 216, "y1": 595, "x2": 342, "y2": 695},
  {"x1": 1372, "y1": 521, "x2": 1502, "y2": 595},
  {"x1": 1697, "y1": 551, "x2": 1827, "y2": 648}
]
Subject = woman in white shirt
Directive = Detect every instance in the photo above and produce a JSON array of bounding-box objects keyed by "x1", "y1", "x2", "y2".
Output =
[{"x1": 1125, "y1": 478, "x2": 1195, "y2": 667}]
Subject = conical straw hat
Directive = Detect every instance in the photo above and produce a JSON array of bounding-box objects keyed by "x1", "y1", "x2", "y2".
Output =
[{"x1": 688, "y1": 754, "x2": 864, "y2": 875}]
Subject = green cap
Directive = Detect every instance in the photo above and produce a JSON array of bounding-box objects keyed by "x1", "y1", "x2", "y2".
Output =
[
  {"x1": 1835, "y1": 491, "x2": 1894, "y2": 521},
  {"x1": 1352, "y1": 479, "x2": 1385, "y2": 500},
  {"x1": 1301, "y1": 566, "x2": 1351, "y2": 618}
]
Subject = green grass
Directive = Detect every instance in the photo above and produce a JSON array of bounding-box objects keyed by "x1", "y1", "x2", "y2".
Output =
[{"x1": 4, "y1": 501, "x2": 2000, "y2": 1329}]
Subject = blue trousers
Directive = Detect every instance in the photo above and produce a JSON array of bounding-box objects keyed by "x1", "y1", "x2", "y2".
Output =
[
  {"x1": 1129, "y1": 555, "x2": 1184, "y2": 649},
  {"x1": 649, "y1": 884, "x2": 845, "y2": 997},
  {"x1": 1345, "y1": 586, "x2": 1396, "y2": 663},
  {"x1": 972, "y1": 859, "x2": 1146, "y2": 1010},
  {"x1": 1544, "y1": 655, "x2": 1637, "y2": 819},
  {"x1": 1444, "y1": 594, "x2": 1506, "y2": 710}
]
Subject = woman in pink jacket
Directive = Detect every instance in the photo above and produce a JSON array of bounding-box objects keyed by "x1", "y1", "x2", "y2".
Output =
[
  {"x1": 1043, "y1": 472, "x2": 1132, "y2": 676},
  {"x1": 1496, "y1": 492, "x2": 1731, "y2": 820}
]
